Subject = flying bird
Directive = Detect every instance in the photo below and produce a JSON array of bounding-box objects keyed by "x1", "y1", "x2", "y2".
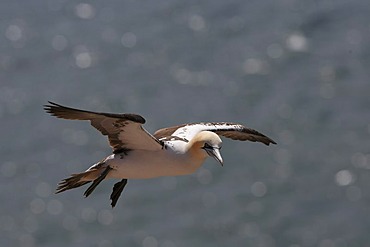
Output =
[{"x1": 44, "y1": 101, "x2": 276, "y2": 207}]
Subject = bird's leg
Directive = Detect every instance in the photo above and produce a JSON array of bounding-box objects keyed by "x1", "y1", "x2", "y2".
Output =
[
  {"x1": 110, "y1": 179, "x2": 128, "y2": 208},
  {"x1": 84, "y1": 166, "x2": 112, "y2": 197}
]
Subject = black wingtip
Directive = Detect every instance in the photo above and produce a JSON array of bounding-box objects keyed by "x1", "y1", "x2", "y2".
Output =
[
  {"x1": 44, "y1": 101, "x2": 58, "y2": 107},
  {"x1": 43, "y1": 101, "x2": 59, "y2": 113},
  {"x1": 268, "y1": 139, "x2": 277, "y2": 145}
]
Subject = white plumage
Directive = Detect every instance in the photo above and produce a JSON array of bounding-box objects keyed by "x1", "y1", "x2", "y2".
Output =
[{"x1": 44, "y1": 102, "x2": 276, "y2": 207}]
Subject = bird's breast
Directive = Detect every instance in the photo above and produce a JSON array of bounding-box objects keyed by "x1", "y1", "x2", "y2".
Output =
[{"x1": 107, "y1": 148, "x2": 205, "y2": 179}]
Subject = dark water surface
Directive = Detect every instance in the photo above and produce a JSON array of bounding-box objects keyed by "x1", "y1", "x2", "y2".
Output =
[{"x1": 1, "y1": 0, "x2": 370, "y2": 246}]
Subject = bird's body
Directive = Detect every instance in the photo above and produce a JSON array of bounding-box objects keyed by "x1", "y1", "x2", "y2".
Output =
[
  {"x1": 44, "y1": 102, "x2": 276, "y2": 207},
  {"x1": 100, "y1": 146, "x2": 201, "y2": 179}
]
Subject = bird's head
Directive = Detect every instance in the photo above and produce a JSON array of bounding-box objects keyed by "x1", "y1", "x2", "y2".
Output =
[{"x1": 188, "y1": 131, "x2": 223, "y2": 166}]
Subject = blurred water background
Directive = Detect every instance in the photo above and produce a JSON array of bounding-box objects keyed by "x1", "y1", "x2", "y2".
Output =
[{"x1": 1, "y1": 0, "x2": 370, "y2": 246}]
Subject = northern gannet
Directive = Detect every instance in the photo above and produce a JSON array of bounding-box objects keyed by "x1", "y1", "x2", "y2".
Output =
[{"x1": 44, "y1": 102, "x2": 276, "y2": 207}]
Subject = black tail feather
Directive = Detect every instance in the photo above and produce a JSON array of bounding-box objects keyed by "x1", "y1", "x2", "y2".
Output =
[
  {"x1": 56, "y1": 165, "x2": 124, "y2": 207},
  {"x1": 83, "y1": 166, "x2": 112, "y2": 198},
  {"x1": 56, "y1": 173, "x2": 91, "y2": 194}
]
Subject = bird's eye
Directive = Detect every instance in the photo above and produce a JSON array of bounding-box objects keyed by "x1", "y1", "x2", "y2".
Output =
[{"x1": 203, "y1": 143, "x2": 212, "y2": 149}]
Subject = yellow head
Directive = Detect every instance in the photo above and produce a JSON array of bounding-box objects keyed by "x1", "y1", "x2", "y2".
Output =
[{"x1": 187, "y1": 131, "x2": 223, "y2": 166}]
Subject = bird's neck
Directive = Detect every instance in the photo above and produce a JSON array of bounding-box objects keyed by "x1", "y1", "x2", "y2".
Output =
[{"x1": 185, "y1": 138, "x2": 208, "y2": 164}]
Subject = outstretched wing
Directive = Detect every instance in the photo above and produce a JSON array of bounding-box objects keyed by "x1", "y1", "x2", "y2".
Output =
[
  {"x1": 154, "y1": 122, "x2": 276, "y2": 146},
  {"x1": 44, "y1": 101, "x2": 162, "y2": 152}
]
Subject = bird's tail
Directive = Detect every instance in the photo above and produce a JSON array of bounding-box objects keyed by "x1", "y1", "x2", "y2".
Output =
[{"x1": 55, "y1": 168, "x2": 102, "y2": 194}]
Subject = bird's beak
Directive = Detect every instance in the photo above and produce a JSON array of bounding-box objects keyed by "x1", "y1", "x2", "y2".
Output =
[{"x1": 206, "y1": 148, "x2": 224, "y2": 166}]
